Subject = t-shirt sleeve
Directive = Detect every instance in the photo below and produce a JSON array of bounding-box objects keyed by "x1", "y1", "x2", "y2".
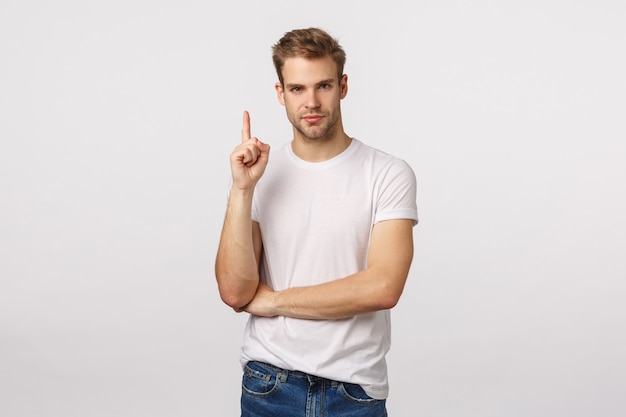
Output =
[{"x1": 374, "y1": 159, "x2": 419, "y2": 226}]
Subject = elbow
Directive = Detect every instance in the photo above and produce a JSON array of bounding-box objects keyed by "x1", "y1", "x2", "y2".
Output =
[
  {"x1": 217, "y1": 281, "x2": 252, "y2": 309},
  {"x1": 377, "y1": 290, "x2": 402, "y2": 310},
  {"x1": 216, "y1": 271, "x2": 255, "y2": 309},
  {"x1": 374, "y1": 279, "x2": 405, "y2": 310},
  {"x1": 219, "y1": 291, "x2": 249, "y2": 310}
]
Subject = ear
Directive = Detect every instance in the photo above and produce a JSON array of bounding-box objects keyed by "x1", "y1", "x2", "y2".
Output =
[
  {"x1": 340, "y1": 74, "x2": 348, "y2": 99},
  {"x1": 275, "y1": 82, "x2": 285, "y2": 105}
]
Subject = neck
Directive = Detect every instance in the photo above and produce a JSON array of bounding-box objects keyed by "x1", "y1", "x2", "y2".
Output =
[
  {"x1": 291, "y1": 132, "x2": 352, "y2": 162},
  {"x1": 291, "y1": 116, "x2": 351, "y2": 162}
]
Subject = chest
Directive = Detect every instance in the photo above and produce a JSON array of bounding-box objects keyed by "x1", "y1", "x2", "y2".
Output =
[{"x1": 255, "y1": 168, "x2": 375, "y2": 250}]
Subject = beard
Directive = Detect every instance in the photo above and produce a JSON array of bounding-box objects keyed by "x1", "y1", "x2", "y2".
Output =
[{"x1": 287, "y1": 108, "x2": 341, "y2": 142}]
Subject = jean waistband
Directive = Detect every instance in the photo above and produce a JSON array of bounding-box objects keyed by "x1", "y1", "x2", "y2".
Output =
[{"x1": 247, "y1": 360, "x2": 340, "y2": 386}]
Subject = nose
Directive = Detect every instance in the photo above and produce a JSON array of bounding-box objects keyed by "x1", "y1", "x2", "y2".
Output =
[{"x1": 304, "y1": 90, "x2": 321, "y2": 109}]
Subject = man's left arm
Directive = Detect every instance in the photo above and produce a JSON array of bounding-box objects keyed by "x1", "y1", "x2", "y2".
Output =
[{"x1": 241, "y1": 218, "x2": 415, "y2": 319}]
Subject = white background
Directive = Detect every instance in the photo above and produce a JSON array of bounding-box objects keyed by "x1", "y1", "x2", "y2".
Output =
[{"x1": 1, "y1": 1, "x2": 625, "y2": 416}]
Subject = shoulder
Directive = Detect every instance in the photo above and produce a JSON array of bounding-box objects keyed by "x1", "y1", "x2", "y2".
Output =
[{"x1": 352, "y1": 139, "x2": 416, "y2": 180}]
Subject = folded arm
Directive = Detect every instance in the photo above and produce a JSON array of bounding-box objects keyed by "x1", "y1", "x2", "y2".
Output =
[{"x1": 242, "y1": 218, "x2": 415, "y2": 319}]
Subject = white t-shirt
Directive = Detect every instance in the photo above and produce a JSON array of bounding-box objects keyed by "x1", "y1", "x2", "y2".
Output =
[{"x1": 240, "y1": 138, "x2": 418, "y2": 399}]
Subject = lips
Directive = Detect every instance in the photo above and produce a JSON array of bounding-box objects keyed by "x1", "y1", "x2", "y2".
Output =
[{"x1": 303, "y1": 115, "x2": 323, "y2": 124}]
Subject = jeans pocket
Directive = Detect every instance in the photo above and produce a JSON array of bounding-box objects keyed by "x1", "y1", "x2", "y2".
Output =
[
  {"x1": 338, "y1": 382, "x2": 380, "y2": 404},
  {"x1": 242, "y1": 362, "x2": 280, "y2": 397}
]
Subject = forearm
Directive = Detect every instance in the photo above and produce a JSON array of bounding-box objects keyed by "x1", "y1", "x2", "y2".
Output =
[
  {"x1": 246, "y1": 266, "x2": 406, "y2": 320},
  {"x1": 215, "y1": 188, "x2": 260, "y2": 308},
  {"x1": 241, "y1": 219, "x2": 414, "y2": 319}
]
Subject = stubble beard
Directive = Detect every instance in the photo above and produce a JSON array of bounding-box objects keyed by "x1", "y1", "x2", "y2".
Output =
[{"x1": 290, "y1": 110, "x2": 340, "y2": 143}]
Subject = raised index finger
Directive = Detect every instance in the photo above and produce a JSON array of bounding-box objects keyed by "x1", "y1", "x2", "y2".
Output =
[{"x1": 242, "y1": 110, "x2": 251, "y2": 143}]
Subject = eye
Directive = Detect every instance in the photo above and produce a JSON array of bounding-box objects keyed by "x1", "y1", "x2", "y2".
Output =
[
  {"x1": 290, "y1": 86, "x2": 301, "y2": 92},
  {"x1": 319, "y1": 83, "x2": 329, "y2": 89}
]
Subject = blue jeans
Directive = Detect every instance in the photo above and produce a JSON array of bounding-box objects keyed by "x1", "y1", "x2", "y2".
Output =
[{"x1": 241, "y1": 361, "x2": 388, "y2": 417}]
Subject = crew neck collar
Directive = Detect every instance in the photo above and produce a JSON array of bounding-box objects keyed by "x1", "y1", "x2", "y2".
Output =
[{"x1": 286, "y1": 138, "x2": 359, "y2": 169}]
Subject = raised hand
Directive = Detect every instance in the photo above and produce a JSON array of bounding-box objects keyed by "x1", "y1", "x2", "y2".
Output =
[{"x1": 230, "y1": 111, "x2": 270, "y2": 190}]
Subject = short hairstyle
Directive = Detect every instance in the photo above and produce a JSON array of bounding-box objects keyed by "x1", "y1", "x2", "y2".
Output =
[{"x1": 271, "y1": 27, "x2": 346, "y2": 86}]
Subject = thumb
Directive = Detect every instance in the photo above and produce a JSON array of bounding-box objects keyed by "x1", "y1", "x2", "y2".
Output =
[
  {"x1": 258, "y1": 141, "x2": 270, "y2": 153},
  {"x1": 256, "y1": 142, "x2": 270, "y2": 160}
]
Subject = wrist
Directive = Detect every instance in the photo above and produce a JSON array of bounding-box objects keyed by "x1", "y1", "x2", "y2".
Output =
[{"x1": 229, "y1": 185, "x2": 255, "y2": 199}]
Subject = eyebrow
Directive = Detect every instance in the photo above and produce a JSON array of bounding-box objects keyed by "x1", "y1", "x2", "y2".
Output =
[{"x1": 285, "y1": 78, "x2": 336, "y2": 89}]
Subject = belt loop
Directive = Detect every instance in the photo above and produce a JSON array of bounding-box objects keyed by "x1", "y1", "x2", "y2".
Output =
[{"x1": 277, "y1": 370, "x2": 288, "y2": 383}]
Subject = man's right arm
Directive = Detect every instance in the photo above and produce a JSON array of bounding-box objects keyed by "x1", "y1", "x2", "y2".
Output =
[
  {"x1": 215, "y1": 111, "x2": 270, "y2": 309},
  {"x1": 215, "y1": 189, "x2": 263, "y2": 308}
]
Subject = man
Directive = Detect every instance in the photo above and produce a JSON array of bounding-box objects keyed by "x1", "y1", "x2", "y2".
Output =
[{"x1": 215, "y1": 27, "x2": 418, "y2": 417}]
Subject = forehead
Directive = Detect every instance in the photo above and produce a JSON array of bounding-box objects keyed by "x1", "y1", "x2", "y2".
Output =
[{"x1": 281, "y1": 56, "x2": 339, "y2": 85}]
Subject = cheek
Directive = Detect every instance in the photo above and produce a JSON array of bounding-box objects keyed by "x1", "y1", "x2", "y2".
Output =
[{"x1": 285, "y1": 100, "x2": 301, "y2": 114}]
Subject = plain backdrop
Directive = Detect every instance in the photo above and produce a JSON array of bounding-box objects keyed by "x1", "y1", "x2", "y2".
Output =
[{"x1": 1, "y1": 1, "x2": 625, "y2": 416}]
